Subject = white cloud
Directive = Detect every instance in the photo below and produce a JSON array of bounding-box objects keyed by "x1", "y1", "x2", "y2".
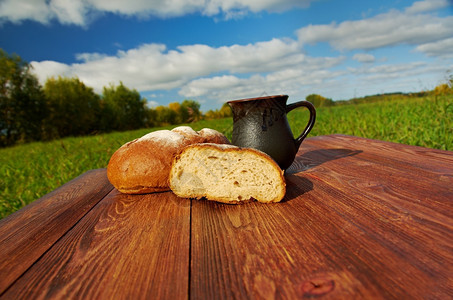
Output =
[
  {"x1": 350, "y1": 61, "x2": 427, "y2": 78},
  {"x1": 89, "y1": 0, "x2": 206, "y2": 18},
  {"x1": 92, "y1": 0, "x2": 316, "y2": 19},
  {"x1": 405, "y1": 0, "x2": 450, "y2": 14},
  {"x1": 352, "y1": 53, "x2": 375, "y2": 63},
  {"x1": 202, "y1": 0, "x2": 315, "y2": 18},
  {"x1": 345, "y1": 60, "x2": 452, "y2": 95},
  {"x1": 0, "y1": 0, "x2": 318, "y2": 25},
  {"x1": 0, "y1": 0, "x2": 51, "y2": 24},
  {"x1": 179, "y1": 75, "x2": 244, "y2": 99},
  {"x1": 75, "y1": 52, "x2": 108, "y2": 62},
  {"x1": 146, "y1": 100, "x2": 159, "y2": 108},
  {"x1": 30, "y1": 60, "x2": 72, "y2": 81},
  {"x1": 49, "y1": 0, "x2": 87, "y2": 25},
  {"x1": 297, "y1": 4, "x2": 453, "y2": 51},
  {"x1": 415, "y1": 37, "x2": 453, "y2": 58},
  {"x1": 30, "y1": 36, "x2": 347, "y2": 105},
  {"x1": 31, "y1": 38, "x2": 309, "y2": 92},
  {"x1": 179, "y1": 64, "x2": 345, "y2": 102}
]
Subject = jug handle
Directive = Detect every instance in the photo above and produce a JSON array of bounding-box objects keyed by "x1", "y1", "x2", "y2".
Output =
[{"x1": 286, "y1": 101, "x2": 316, "y2": 149}]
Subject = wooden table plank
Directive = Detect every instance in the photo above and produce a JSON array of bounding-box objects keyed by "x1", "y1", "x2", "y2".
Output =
[
  {"x1": 290, "y1": 135, "x2": 453, "y2": 216},
  {"x1": 1, "y1": 190, "x2": 191, "y2": 299},
  {"x1": 0, "y1": 169, "x2": 113, "y2": 294},
  {"x1": 190, "y1": 135, "x2": 453, "y2": 299},
  {"x1": 1, "y1": 135, "x2": 452, "y2": 299},
  {"x1": 294, "y1": 134, "x2": 453, "y2": 176}
]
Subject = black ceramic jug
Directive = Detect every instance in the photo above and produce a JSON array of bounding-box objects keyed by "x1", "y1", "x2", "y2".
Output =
[{"x1": 228, "y1": 95, "x2": 316, "y2": 170}]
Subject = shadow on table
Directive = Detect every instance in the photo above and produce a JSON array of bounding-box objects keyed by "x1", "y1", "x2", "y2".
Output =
[
  {"x1": 283, "y1": 148, "x2": 362, "y2": 202},
  {"x1": 282, "y1": 176, "x2": 314, "y2": 202},
  {"x1": 286, "y1": 148, "x2": 363, "y2": 174}
]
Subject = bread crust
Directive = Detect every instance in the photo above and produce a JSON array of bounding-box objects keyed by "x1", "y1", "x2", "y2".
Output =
[
  {"x1": 107, "y1": 126, "x2": 230, "y2": 194},
  {"x1": 169, "y1": 143, "x2": 286, "y2": 203}
]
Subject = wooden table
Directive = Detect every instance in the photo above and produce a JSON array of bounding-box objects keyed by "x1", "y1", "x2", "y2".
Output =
[{"x1": 0, "y1": 134, "x2": 452, "y2": 299}]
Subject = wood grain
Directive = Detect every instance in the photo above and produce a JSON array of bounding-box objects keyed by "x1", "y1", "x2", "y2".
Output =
[
  {"x1": 1, "y1": 135, "x2": 452, "y2": 299},
  {"x1": 0, "y1": 169, "x2": 113, "y2": 294},
  {"x1": 1, "y1": 190, "x2": 191, "y2": 299},
  {"x1": 190, "y1": 135, "x2": 453, "y2": 299}
]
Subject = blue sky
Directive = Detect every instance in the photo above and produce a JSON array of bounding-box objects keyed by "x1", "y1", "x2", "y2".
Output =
[{"x1": 1, "y1": 0, "x2": 452, "y2": 111}]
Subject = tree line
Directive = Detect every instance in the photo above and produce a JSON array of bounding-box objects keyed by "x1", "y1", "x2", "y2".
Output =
[{"x1": 0, "y1": 49, "x2": 211, "y2": 147}]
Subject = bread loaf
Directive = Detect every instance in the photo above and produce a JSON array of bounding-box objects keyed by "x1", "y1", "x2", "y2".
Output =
[
  {"x1": 107, "y1": 126, "x2": 230, "y2": 194},
  {"x1": 169, "y1": 143, "x2": 286, "y2": 204}
]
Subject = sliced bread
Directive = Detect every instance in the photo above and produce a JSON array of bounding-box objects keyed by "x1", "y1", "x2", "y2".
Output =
[{"x1": 169, "y1": 143, "x2": 286, "y2": 204}]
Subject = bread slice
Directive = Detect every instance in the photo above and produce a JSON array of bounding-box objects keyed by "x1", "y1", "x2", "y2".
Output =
[
  {"x1": 107, "y1": 126, "x2": 230, "y2": 194},
  {"x1": 169, "y1": 143, "x2": 286, "y2": 204}
]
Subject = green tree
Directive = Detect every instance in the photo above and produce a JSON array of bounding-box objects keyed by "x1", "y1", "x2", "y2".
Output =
[
  {"x1": 219, "y1": 102, "x2": 233, "y2": 117},
  {"x1": 167, "y1": 100, "x2": 202, "y2": 124},
  {"x1": 102, "y1": 82, "x2": 147, "y2": 131},
  {"x1": 433, "y1": 83, "x2": 453, "y2": 96},
  {"x1": 0, "y1": 49, "x2": 47, "y2": 146},
  {"x1": 145, "y1": 107, "x2": 158, "y2": 128},
  {"x1": 204, "y1": 102, "x2": 232, "y2": 119},
  {"x1": 155, "y1": 105, "x2": 178, "y2": 125},
  {"x1": 432, "y1": 73, "x2": 453, "y2": 96},
  {"x1": 181, "y1": 99, "x2": 202, "y2": 122},
  {"x1": 168, "y1": 102, "x2": 183, "y2": 124},
  {"x1": 305, "y1": 94, "x2": 334, "y2": 108},
  {"x1": 43, "y1": 76, "x2": 101, "y2": 138}
]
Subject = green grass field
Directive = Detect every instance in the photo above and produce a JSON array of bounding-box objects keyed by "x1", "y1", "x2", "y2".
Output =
[{"x1": 1, "y1": 95, "x2": 451, "y2": 219}]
